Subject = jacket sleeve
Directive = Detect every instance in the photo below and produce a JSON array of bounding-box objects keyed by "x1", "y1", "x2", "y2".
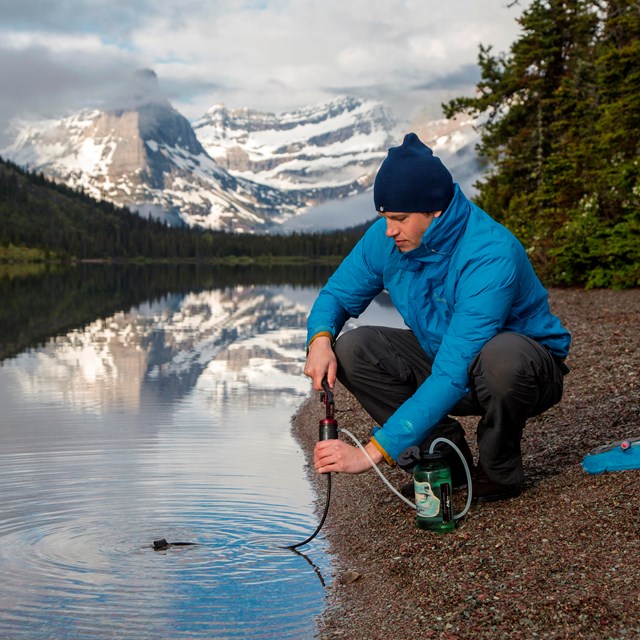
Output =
[
  {"x1": 372, "y1": 251, "x2": 520, "y2": 461},
  {"x1": 307, "y1": 221, "x2": 386, "y2": 346}
]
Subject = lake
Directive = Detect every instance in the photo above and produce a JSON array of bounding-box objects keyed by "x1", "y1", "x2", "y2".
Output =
[{"x1": 0, "y1": 263, "x2": 404, "y2": 639}]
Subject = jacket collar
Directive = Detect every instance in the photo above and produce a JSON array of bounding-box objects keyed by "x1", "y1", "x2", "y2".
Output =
[{"x1": 399, "y1": 184, "x2": 470, "y2": 266}]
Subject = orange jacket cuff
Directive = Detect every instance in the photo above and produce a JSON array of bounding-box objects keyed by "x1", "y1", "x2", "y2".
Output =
[
  {"x1": 370, "y1": 436, "x2": 395, "y2": 467},
  {"x1": 307, "y1": 331, "x2": 333, "y2": 351}
]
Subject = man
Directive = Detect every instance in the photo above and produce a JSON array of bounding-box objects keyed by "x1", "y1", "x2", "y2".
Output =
[{"x1": 304, "y1": 133, "x2": 571, "y2": 501}]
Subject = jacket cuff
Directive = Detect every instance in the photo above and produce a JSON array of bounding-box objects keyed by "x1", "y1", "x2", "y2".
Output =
[
  {"x1": 306, "y1": 331, "x2": 333, "y2": 352},
  {"x1": 370, "y1": 436, "x2": 395, "y2": 467}
]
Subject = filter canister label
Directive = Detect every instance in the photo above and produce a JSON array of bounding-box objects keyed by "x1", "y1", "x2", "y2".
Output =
[{"x1": 414, "y1": 480, "x2": 441, "y2": 517}]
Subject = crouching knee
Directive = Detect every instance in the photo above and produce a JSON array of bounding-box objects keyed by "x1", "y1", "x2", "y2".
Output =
[
  {"x1": 470, "y1": 332, "x2": 538, "y2": 393},
  {"x1": 334, "y1": 327, "x2": 375, "y2": 371}
]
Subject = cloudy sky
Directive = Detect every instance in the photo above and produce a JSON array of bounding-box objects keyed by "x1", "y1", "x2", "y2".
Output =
[{"x1": 0, "y1": 0, "x2": 530, "y2": 140}]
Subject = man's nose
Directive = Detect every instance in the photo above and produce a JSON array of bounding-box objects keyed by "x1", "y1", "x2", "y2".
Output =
[{"x1": 385, "y1": 221, "x2": 398, "y2": 236}]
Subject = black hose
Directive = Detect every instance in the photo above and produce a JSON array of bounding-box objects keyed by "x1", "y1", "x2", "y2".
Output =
[
  {"x1": 284, "y1": 473, "x2": 332, "y2": 550},
  {"x1": 152, "y1": 539, "x2": 198, "y2": 550}
]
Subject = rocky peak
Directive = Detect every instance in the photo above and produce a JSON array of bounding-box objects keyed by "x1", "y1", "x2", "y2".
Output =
[
  {"x1": 1, "y1": 96, "x2": 285, "y2": 230},
  {"x1": 193, "y1": 96, "x2": 399, "y2": 191}
]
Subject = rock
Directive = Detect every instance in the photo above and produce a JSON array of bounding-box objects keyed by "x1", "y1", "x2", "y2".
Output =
[{"x1": 339, "y1": 571, "x2": 362, "y2": 585}]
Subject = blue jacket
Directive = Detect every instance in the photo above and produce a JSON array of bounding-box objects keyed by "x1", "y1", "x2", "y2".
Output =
[{"x1": 307, "y1": 185, "x2": 571, "y2": 461}]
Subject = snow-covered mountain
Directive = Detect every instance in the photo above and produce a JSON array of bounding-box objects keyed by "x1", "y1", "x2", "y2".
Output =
[
  {"x1": 192, "y1": 99, "x2": 483, "y2": 199},
  {"x1": 193, "y1": 96, "x2": 398, "y2": 196},
  {"x1": 1, "y1": 70, "x2": 398, "y2": 232},
  {"x1": 1, "y1": 70, "x2": 482, "y2": 232},
  {"x1": 2, "y1": 73, "x2": 307, "y2": 231}
]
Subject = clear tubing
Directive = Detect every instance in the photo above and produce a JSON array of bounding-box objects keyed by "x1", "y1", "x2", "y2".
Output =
[
  {"x1": 339, "y1": 428, "x2": 474, "y2": 520},
  {"x1": 428, "y1": 437, "x2": 473, "y2": 520},
  {"x1": 339, "y1": 428, "x2": 417, "y2": 509}
]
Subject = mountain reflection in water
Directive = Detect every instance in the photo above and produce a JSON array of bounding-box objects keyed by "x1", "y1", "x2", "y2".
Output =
[{"x1": 0, "y1": 264, "x2": 404, "y2": 639}]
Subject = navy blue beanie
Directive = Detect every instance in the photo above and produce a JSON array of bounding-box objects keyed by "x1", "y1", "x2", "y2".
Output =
[{"x1": 374, "y1": 133, "x2": 454, "y2": 213}]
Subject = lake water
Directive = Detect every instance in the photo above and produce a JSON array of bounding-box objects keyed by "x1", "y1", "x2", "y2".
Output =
[{"x1": 0, "y1": 264, "x2": 404, "y2": 639}]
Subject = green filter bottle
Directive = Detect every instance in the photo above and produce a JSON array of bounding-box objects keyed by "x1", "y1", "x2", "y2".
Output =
[{"x1": 414, "y1": 451, "x2": 455, "y2": 533}]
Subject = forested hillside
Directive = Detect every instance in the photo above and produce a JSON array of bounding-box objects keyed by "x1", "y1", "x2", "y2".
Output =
[
  {"x1": 0, "y1": 157, "x2": 371, "y2": 262},
  {"x1": 445, "y1": 0, "x2": 639, "y2": 288}
]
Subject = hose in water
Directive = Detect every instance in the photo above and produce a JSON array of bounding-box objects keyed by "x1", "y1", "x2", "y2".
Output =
[
  {"x1": 284, "y1": 379, "x2": 336, "y2": 550},
  {"x1": 285, "y1": 430, "x2": 473, "y2": 549},
  {"x1": 285, "y1": 381, "x2": 473, "y2": 549},
  {"x1": 284, "y1": 473, "x2": 332, "y2": 550}
]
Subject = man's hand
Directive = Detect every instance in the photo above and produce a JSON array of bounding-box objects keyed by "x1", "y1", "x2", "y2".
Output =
[
  {"x1": 304, "y1": 335, "x2": 337, "y2": 390},
  {"x1": 314, "y1": 439, "x2": 384, "y2": 474}
]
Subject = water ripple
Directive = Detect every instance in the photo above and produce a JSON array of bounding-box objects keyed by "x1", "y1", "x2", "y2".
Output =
[{"x1": 0, "y1": 455, "x2": 331, "y2": 639}]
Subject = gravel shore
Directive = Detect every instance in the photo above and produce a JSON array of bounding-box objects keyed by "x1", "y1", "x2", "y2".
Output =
[{"x1": 291, "y1": 288, "x2": 640, "y2": 640}]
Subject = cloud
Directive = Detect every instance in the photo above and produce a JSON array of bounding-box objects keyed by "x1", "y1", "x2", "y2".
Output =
[
  {"x1": 0, "y1": 0, "x2": 530, "y2": 140},
  {"x1": 0, "y1": 41, "x2": 138, "y2": 125},
  {"x1": 1, "y1": 0, "x2": 156, "y2": 40},
  {"x1": 412, "y1": 64, "x2": 482, "y2": 91}
]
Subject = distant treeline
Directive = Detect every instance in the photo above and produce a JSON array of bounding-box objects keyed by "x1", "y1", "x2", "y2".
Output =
[{"x1": 0, "y1": 157, "x2": 373, "y2": 263}]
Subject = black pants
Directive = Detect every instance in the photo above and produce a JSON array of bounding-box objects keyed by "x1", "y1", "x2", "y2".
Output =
[{"x1": 334, "y1": 327, "x2": 568, "y2": 486}]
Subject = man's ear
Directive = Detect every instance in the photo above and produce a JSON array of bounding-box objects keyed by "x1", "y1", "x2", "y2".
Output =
[{"x1": 434, "y1": 211, "x2": 443, "y2": 218}]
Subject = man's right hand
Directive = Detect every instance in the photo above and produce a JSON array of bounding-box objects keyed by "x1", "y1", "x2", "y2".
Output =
[{"x1": 304, "y1": 336, "x2": 337, "y2": 390}]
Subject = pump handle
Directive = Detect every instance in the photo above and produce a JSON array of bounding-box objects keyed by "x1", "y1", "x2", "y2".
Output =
[{"x1": 320, "y1": 378, "x2": 335, "y2": 420}]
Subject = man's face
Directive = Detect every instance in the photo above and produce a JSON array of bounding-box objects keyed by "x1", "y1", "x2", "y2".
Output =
[{"x1": 381, "y1": 211, "x2": 442, "y2": 252}]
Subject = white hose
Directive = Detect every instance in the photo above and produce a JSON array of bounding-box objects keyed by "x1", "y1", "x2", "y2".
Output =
[
  {"x1": 339, "y1": 428, "x2": 417, "y2": 509},
  {"x1": 339, "y1": 428, "x2": 473, "y2": 520},
  {"x1": 428, "y1": 437, "x2": 473, "y2": 520}
]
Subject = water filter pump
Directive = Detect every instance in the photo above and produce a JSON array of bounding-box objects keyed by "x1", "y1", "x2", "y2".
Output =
[{"x1": 285, "y1": 380, "x2": 337, "y2": 550}]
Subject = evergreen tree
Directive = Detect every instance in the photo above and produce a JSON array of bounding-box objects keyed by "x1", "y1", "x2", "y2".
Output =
[
  {"x1": 552, "y1": 0, "x2": 640, "y2": 287},
  {"x1": 445, "y1": 0, "x2": 640, "y2": 287}
]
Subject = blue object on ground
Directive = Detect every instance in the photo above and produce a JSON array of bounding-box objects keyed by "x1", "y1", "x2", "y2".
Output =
[{"x1": 582, "y1": 436, "x2": 640, "y2": 474}]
